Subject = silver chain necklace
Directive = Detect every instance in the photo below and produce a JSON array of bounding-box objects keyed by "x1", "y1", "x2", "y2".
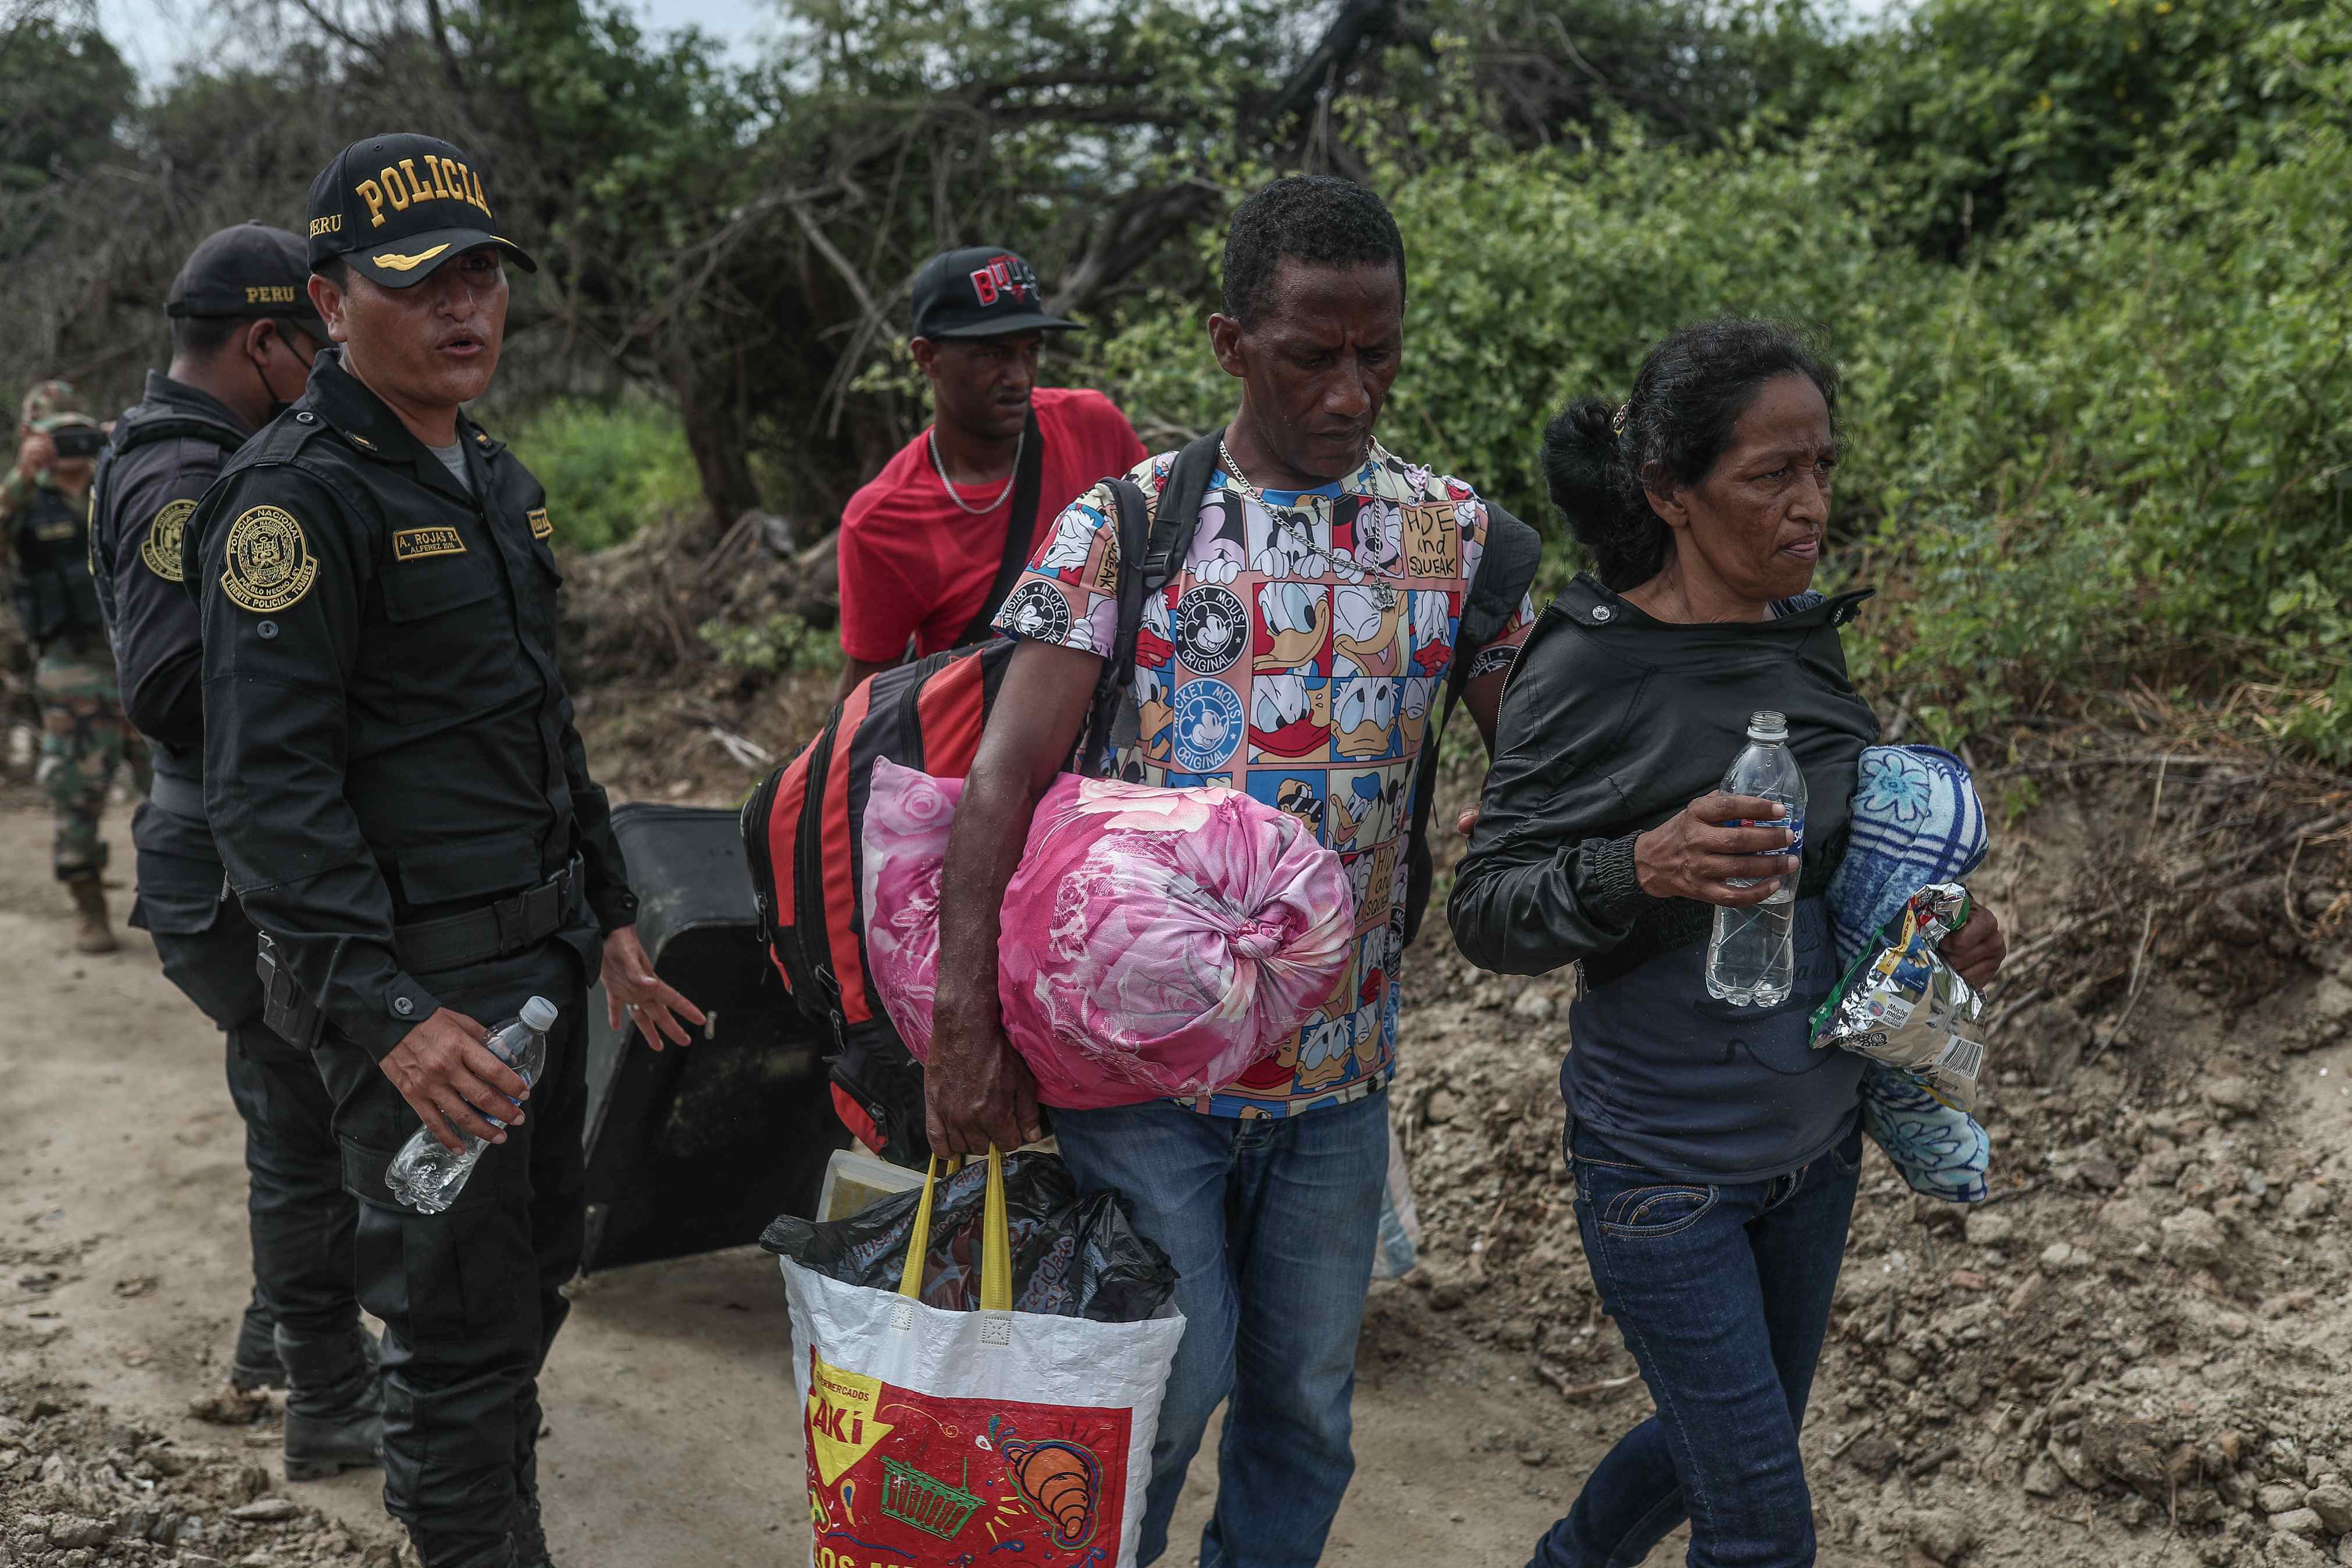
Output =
[
  {"x1": 1219, "y1": 435, "x2": 1396, "y2": 610},
  {"x1": 929, "y1": 426, "x2": 1024, "y2": 515}
]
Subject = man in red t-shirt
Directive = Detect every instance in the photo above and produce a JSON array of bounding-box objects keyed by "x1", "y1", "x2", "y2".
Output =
[{"x1": 833, "y1": 245, "x2": 1147, "y2": 697}]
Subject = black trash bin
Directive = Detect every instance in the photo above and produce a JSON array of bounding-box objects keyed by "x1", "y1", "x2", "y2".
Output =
[{"x1": 580, "y1": 802, "x2": 846, "y2": 1272}]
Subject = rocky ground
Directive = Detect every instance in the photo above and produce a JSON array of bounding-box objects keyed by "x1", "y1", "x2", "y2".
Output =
[
  {"x1": 1378, "y1": 755, "x2": 2352, "y2": 1568},
  {"x1": 7, "y1": 591, "x2": 2350, "y2": 1566},
  {"x1": 0, "y1": 1394, "x2": 405, "y2": 1568}
]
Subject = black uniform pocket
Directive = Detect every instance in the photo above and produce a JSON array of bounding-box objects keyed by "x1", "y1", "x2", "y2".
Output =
[
  {"x1": 130, "y1": 844, "x2": 226, "y2": 935},
  {"x1": 379, "y1": 551, "x2": 497, "y2": 623},
  {"x1": 392, "y1": 830, "x2": 540, "y2": 907}
]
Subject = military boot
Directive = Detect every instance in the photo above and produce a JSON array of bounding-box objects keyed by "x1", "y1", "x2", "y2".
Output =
[
  {"x1": 229, "y1": 1297, "x2": 284, "y2": 1391},
  {"x1": 274, "y1": 1325, "x2": 383, "y2": 1481},
  {"x1": 234, "y1": 1305, "x2": 383, "y2": 1391},
  {"x1": 66, "y1": 874, "x2": 116, "y2": 954},
  {"x1": 409, "y1": 1526, "x2": 519, "y2": 1568}
]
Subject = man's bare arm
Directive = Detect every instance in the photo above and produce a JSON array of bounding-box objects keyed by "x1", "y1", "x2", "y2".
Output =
[
  {"x1": 926, "y1": 639, "x2": 1102, "y2": 1156},
  {"x1": 833, "y1": 655, "x2": 897, "y2": 703}
]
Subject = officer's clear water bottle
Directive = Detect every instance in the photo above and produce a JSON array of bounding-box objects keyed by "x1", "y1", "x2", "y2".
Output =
[
  {"x1": 1705, "y1": 713, "x2": 1807, "y2": 1008},
  {"x1": 384, "y1": 997, "x2": 558, "y2": 1214}
]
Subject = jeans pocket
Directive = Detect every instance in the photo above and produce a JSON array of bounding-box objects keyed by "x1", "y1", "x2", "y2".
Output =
[{"x1": 1595, "y1": 1181, "x2": 1718, "y2": 1238}]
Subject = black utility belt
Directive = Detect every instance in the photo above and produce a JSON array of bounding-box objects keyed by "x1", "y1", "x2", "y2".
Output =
[
  {"x1": 256, "y1": 856, "x2": 586, "y2": 1048},
  {"x1": 394, "y1": 855, "x2": 586, "y2": 976},
  {"x1": 147, "y1": 770, "x2": 206, "y2": 821}
]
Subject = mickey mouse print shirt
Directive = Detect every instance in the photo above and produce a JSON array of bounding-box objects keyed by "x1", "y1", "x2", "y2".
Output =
[{"x1": 994, "y1": 440, "x2": 1536, "y2": 1118}]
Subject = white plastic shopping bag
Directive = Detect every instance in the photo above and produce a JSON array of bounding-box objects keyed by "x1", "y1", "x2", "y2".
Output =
[
  {"x1": 781, "y1": 1151, "x2": 1186, "y2": 1568},
  {"x1": 1370, "y1": 1119, "x2": 1422, "y2": 1281}
]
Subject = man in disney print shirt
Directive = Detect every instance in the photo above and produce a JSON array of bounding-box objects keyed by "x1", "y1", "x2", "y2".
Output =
[{"x1": 925, "y1": 176, "x2": 1535, "y2": 1567}]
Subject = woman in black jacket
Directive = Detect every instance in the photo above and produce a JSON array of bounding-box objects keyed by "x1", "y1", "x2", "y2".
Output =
[{"x1": 1450, "y1": 319, "x2": 2004, "y2": 1568}]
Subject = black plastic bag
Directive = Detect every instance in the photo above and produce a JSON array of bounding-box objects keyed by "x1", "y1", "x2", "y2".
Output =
[{"x1": 759, "y1": 1149, "x2": 1177, "y2": 1323}]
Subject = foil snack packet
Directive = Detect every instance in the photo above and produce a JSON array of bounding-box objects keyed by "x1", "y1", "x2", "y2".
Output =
[{"x1": 1811, "y1": 883, "x2": 1987, "y2": 1111}]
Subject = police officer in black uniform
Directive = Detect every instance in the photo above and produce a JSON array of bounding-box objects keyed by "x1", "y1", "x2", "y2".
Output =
[
  {"x1": 90, "y1": 221, "x2": 384, "y2": 1477},
  {"x1": 184, "y1": 134, "x2": 703, "y2": 1568}
]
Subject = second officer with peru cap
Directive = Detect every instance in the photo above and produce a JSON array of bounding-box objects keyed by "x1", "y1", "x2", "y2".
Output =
[
  {"x1": 184, "y1": 132, "x2": 704, "y2": 1568},
  {"x1": 88, "y1": 217, "x2": 371, "y2": 1466}
]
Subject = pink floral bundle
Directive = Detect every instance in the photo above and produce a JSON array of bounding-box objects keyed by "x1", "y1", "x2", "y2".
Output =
[{"x1": 861, "y1": 759, "x2": 1355, "y2": 1108}]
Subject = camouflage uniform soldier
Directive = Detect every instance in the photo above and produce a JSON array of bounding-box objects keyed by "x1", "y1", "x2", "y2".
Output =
[{"x1": 3, "y1": 379, "x2": 151, "y2": 951}]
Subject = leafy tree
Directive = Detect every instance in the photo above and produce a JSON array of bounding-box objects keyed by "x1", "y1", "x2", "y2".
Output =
[
  {"x1": 1827, "y1": 0, "x2": 2346, "y2": 256},
  {"x1": 0, "y1": 8, "x2": 133, "y2": 191}
]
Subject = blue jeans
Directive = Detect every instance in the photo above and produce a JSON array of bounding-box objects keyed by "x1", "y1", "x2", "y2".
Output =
[
  {"x1": 1531, "y1": 1117, "x2": 1863, "y2": 1568},
  {"x1": 1052, "y1": 1091, "x2": 1389, "y2": 1568}
]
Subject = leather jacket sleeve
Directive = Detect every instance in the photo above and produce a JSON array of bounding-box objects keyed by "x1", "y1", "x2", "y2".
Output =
[
  {"x1": 1450, "y1": 791, "x2": 1655, "y2": 977},
  {"x1": 1447, "y1": 621, "x2": 1663, "y2": 976}
]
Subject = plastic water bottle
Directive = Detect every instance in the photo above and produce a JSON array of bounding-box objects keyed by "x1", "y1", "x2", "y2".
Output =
[
  {"x1": 384, "y1": 997, "x2": 558, "y2": 1213},
  {"x1": 1705, "y1": 713, "x2": 1807, "y2": 1008}
]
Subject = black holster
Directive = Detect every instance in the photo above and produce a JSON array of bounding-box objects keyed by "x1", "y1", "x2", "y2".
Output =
[{"x1": 256, "y1": 932, "x2": 325, "y2": 1049}]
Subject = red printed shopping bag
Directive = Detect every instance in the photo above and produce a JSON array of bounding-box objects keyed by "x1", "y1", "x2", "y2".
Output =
[{"x1": 782, "y1": 1151, "x2": 1186, "y2": 1568}]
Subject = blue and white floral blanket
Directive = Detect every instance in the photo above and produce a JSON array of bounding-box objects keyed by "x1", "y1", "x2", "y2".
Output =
[{"x1": 1826, "y1": 745, "x2": 1994, "y2": 1203}]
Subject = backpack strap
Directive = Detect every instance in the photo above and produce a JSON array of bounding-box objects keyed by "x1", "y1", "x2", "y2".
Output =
[
  {"x1": 108, "y1": 410, "x2": 245, "y2": 455},
  {"x1": 90, "y1": 408, "x2": 246, "y2": 550},
  {"x1": 954, "y1": 403, "x2": 1047, "y2": 648},
  {"x1": 1400, "y1": 498, "x2": 1546, "y2": 941},
  {"x1": 1076, "y1": 430, "x2": 1224, "y2": 773},
  {"x1": 1141, "y1": 428, "x2": 1223, "y2": 591}
]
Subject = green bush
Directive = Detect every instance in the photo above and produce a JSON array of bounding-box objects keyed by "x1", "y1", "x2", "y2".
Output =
[
  {"x1": 1865, "y1": 121, "x2": 2352, "y2": 756},
  {"x1": 503, "y1": 396, "x2": 703, "y2": 551},
  {"x1": 698, "y1": 613, "x2": 844, "y2": 678},
  {"x1": 1088, "y1": 48, "x2": 2352, "y2": 758}
]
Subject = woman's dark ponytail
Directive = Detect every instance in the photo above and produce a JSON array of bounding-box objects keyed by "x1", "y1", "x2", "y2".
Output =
[
  {"x1": 1545, "y1": 318, "x2": 1839, "y2": 595},
  {"x1": 1541, "y1": 398, "x2": 1665, "y2": 592}
]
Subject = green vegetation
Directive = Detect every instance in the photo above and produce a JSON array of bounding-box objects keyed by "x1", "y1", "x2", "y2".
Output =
[
  {"x1": 9, "y1": 0, "x2": 2345, "y2": 752},
  {"x1": 503, "y1": 397, "x2": 704, "y2": 551},
  {"x1": 698, "y1": 613, "x2": 844, "y2": 677},
  {"x1": 1093, "y1": 1, "x2": 2352, "y2": 759}
]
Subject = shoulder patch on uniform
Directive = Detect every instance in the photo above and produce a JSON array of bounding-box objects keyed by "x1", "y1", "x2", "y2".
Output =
[
  {"x1": 141, "y1": 499, "x2": 194, "y2": 583},
  {"x1": 220, "y1": 505, "x2": 319, "y2": 613},
  {"x1": 392, "y1": 525, "x2": 467, "y2": 562},
  {"x1": 526, "y1": 507, "x2": 551, "y2": 540}
]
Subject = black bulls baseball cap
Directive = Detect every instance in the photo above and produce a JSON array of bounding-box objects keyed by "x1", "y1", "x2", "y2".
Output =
[
  {"x1": 306, "y1": 133, "x2": 537, "y2": 288},
  {"x1": 167, "y1": 221, "x2": 330, "y2": 342},
  {"x1": 911, "y1": 246, "x2": 1079, "y2": 340}
]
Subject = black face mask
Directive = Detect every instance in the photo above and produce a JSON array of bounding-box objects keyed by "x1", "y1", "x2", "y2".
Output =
[
  {"x1": 251, "y1": 349, "x2": 295, "y2": 421},
  {"x1": 250, "y1": 327, "x2": 314, "y2": 422}
]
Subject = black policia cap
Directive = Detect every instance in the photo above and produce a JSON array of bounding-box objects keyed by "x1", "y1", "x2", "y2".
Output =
[
  {"x1": 306, "y1": 133, "x2": 537, "y2": 288},
  {"x1": 167, "y1": 221, "x2": 330, "y2": 342},
  {"x1": 911, "y1": 246, "x2": 1079, "y2": 340}
]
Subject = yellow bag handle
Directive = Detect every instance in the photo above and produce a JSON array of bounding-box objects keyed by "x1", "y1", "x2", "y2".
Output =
[{"x1": 896, "y1": 1146, "x2": 1014, "y2": 1313}]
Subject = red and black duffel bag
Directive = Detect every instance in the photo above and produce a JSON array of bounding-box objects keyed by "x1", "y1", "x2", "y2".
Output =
[
  {"x1": 741, "y1": 433, "x2": 1218, "y2": 1165},
  {"x1": 742, "y1": 430, "x2": 1541, "y2": 1168}
]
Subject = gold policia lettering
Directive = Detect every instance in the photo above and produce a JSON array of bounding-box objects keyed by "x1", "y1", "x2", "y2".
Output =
[{"x1": 371, "y1": 242, "x2": 452, "y2": 273}]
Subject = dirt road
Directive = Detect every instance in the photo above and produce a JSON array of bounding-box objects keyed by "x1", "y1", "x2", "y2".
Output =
[
  {"x1": 0, "y1": 799, "x2": 1579, "y2": 1567},
  {"x1": 9, "y1": 785, "x2": 2349, "y2": 1568}
]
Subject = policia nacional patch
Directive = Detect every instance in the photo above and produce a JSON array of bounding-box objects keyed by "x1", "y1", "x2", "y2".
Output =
[
  {"x1": 141, "y1": 499, "x2": 195, "y2": 583},
  {"x1": 220, "y1": 505, "x2": 319, "y2": 612}
]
